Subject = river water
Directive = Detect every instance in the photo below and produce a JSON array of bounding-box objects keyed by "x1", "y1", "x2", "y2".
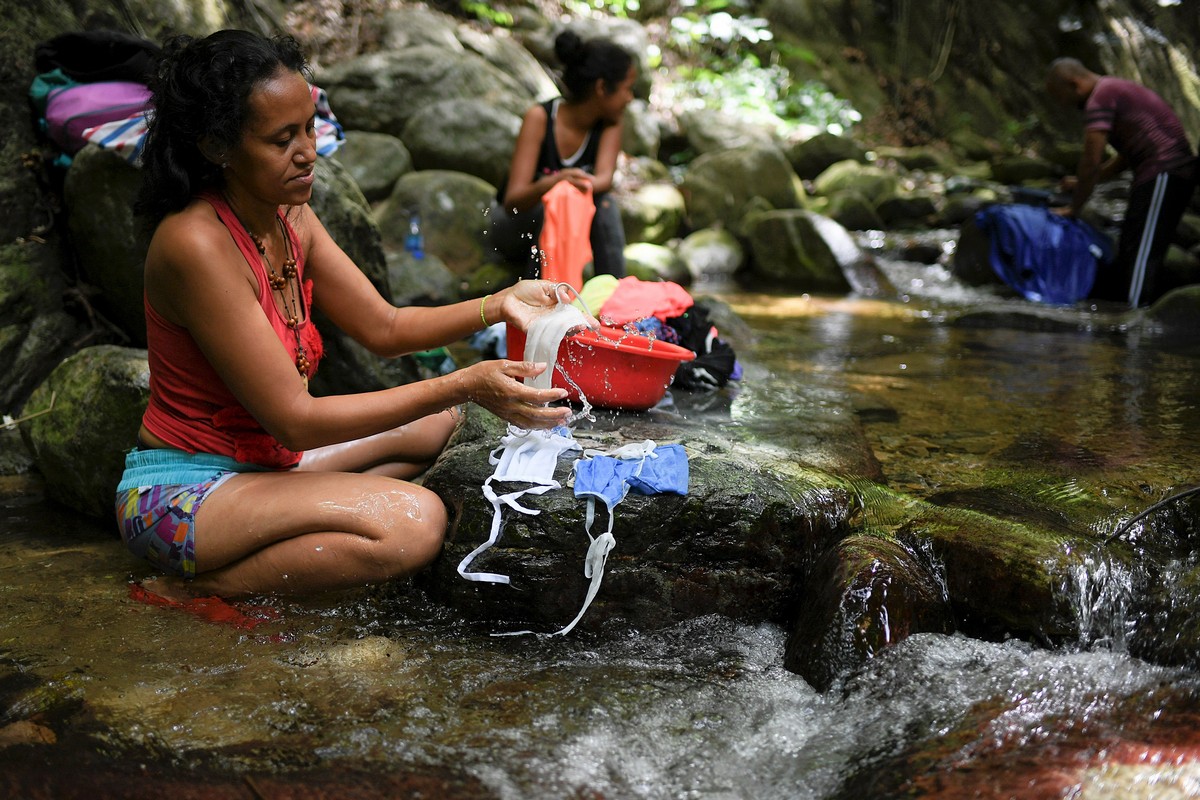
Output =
[{"x1": 2, "y1": 246, "x2": 1200, "y2": 798}]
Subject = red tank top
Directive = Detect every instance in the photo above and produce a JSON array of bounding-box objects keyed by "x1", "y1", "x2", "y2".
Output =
[{"x1": 140, "y1": 191, "x2": 323, "y2": 469}]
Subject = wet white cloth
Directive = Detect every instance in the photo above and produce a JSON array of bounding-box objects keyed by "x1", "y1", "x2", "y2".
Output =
[
  {"x1": 520, "y1": 299, "x2": 589, "y2": 391},
  {"x1": 456, "y1": 424, "x2": 581, "y2": 584}
]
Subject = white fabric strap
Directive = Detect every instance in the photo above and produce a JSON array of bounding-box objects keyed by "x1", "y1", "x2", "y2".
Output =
[{"x1": 457, "y1": 479, "x2": 558, "y2": 583}]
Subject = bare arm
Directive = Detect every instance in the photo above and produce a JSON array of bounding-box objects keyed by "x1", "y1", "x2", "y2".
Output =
[
  {"x1": 585, "y1": 118, "x2": 624, "y2": 196},
  {"x1": 1063, "y1": 129, "x2": 1115, "y2": 216}
]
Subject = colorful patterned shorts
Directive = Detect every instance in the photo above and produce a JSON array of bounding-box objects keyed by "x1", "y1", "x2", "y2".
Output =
[{"x1": 115, "y1": 449, "x2": 254, "y2": 579}]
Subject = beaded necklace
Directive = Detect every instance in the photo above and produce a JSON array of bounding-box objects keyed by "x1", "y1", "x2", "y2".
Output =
[{"x1": 230, "y1": 200, "x2": 311, "y2": 386}]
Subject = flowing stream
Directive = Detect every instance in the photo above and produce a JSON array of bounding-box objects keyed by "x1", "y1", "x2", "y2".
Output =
[{"x1": 2, "y1": 244, "x2": 1200, "y2": 798}]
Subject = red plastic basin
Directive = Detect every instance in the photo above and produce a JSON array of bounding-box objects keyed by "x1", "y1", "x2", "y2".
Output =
[{"x1": 508, "y1": 322, "x2": 696, "y2": 411}]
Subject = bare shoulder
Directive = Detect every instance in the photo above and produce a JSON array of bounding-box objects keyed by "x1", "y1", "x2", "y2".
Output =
[
  {"x1": 148, "y1": 201, "x2": 234, "y2": 276},
  {"x1": 145, "y1": 200, "x2": 254, "y2": 321},
  {"x1": 523, "y1": 103, "x2": 549, "y2": 127}
]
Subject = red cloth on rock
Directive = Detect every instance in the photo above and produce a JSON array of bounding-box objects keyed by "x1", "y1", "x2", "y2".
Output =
[{"x1": 598, "y1": 276, "x2": 694, "y2": 326}]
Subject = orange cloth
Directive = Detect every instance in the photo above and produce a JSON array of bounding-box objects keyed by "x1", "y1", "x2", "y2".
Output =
[{"x1": 538, "y1": 180, "x2": 595, "y2": 291}]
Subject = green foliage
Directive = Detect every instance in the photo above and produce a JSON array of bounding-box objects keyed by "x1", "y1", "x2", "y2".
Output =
[
  {"x1": 459, "y1": 0, "x2": 513, "y2": 26},
  {"x1": 673, "y1": 55, "x2": 861, "y2": 136},
  {"x1": 669, "y1": 8, "x2": 773, "y2": 50},
  {"x1": 551, "y1": 0, "x2": 860, "y2": 137},
  {"x1": 563, "y1": 0, "x2": 639, "y2": 17}
]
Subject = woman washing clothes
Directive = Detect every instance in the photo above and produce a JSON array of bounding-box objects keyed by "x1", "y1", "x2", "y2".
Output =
[
  {"x1": 490, "y1": 30, "x2": 637, "y2": 284},
  {"x1": 118, "y1": 29, "x2": 589, "y2": 602}
]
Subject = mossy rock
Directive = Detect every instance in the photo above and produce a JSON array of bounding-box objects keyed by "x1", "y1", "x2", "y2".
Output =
[{"x1": 21, "y1": 345, "x2": 149, "y2": 521}]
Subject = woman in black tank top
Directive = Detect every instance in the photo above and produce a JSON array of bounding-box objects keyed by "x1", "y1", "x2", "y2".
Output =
[{"x1": 490, "y1": 30, "x2": 638, "y2": 280}]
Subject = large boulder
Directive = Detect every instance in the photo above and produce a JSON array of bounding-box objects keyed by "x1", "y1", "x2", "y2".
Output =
[
  {"x1": 332, "y1": 131, "x2": 413, "y2": 204},
  {"x1": 618, "y1": 182, "x2": 687, "y2": 246},
  {"x1": 20, "y1": 344, "x2": 148, "y2": 520},
  {"x1": 309, "y1": 156, "x2": 388, "y2": 295},
  {"x1": 677, "y1": 227, "x2": 745, "y2": 286},
  {"x1": 417, "y1": 408, "x2": 864, "y2": 633},
  {"x1": 454, "y1": 22, "x2": 559, "y2": 102},
  {"x1": 679, "y1": 108, "x2": 779, "y2": 155},
  {"x1": 623, "y1": 242, "x2": 690, "y2": 284},
  {"x1": 387, "y1": 250, "x2": 460, "y2": 308},
  {"x1": 317, "y1": 47, "x2": 530, "y2": 141},
  {"x1": 0, "y1": 239, "x2": 84, "y2": 415},
  {"x1": 744, "y1": 209, "x2": 854, "y2": 294},
  {"x1": 376, "y1": 171, "x2": 496, "y2": 276},
  {"x1": 786, "y1": 132, "x2": 869, "y2": 181},
  {"x1": 62, "y1": 146, "x2": 150, "y2": 345},
  {"x1": 402, "y1": 99, "x2": 523, "y2": 190},
  {"x1": 811, "y1": 160, "x2": 899, "y2": 206},
  {"x1": 620, "y1": 100, "x2": 661, "y2": 159},
  {"x1": 679, "y1": 144, "x2": 804, "y2": 236}
]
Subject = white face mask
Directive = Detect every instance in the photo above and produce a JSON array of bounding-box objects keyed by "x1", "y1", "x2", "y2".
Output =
[
  {"x1": 487, "y1": 425, "x2": 581, "y2": 486},
  {"x1": 457, "y1": 425, "x2": 582, "y2": 585}
]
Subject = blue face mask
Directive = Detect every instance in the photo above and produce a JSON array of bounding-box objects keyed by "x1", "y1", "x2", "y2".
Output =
[
  {"x1": 523, "y1": 441, "x2": 689, "y2": 637},
  {"x1": 573, "y1": 443, "x2": 690, "y2": 516}
]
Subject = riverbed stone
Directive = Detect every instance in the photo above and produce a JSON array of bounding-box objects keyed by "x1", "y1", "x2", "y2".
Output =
[
  {"x1": 988, "y1": 154, "x2": 1060, "y2": 185},
  {"x1": 20, "y1": 345, "x2": 148, "y2": 520},
  {"x1": 899, "y1": 500, "x2": 1096, "y2": 643},
  {"x1": 416, "y1": 408, "x2": 865, "y2": 634},
  {"x1": 1139, "y1": 284, "x2": 1200, "y2": 339},
  {"x1": 877, "y1": 193, "x2": 939, "y2": 229},
  {"x1": 784, "y1": 534, "x2": 954, "y2": 691}
]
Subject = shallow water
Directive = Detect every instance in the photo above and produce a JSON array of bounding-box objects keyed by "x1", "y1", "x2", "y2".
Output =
[{"x1": 3, "y1": 268, "x2": 1200, "y2": 798}]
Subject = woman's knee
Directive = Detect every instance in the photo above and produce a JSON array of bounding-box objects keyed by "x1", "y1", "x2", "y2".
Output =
[{"x1": 379, "y1": 485, "x2": 448, "y2": 576}]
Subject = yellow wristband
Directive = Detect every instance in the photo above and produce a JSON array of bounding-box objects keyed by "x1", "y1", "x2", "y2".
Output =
[{"x1": 480, "y1": 294, "x2": 492, "y2": 328}]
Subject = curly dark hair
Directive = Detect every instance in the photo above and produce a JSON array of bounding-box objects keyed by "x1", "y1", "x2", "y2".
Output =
[
  {"x1": 135, "y1": 29, "x2": 311, "y2": 224},
  {"x1": 554, "y1": 30, "x2": 634, "y2": 102}
]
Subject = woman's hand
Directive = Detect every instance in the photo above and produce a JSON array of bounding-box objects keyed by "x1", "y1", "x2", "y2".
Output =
[
  {"x1": 556, "y1": 168, "x2": 594, "y2": 192},
  {"x1": 497, "y1": 280, "x2": 600, "y2": 334},
  {"x1": 460, "y1": 359, "x2": 572, "y2": 429}
]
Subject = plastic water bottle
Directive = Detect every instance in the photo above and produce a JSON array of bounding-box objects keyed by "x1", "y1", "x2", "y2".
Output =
[{"x1": 405, "y1": 211, "x2": 425, "y2": 259}]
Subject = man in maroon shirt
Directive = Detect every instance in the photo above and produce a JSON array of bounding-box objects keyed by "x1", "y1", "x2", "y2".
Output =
[{"x1": 1046, "y1": 58, "x2": 1197, "y2": 307}]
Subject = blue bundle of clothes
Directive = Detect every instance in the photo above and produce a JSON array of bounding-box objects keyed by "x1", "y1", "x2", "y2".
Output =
[{"x1": 974, "y1": 203, "x2": 1114, "y2": 305}]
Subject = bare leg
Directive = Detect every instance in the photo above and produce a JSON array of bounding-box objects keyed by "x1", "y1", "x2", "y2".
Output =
[
  {"x1": 297, "y1": 407, "x2": 459, "y2": 479},
  {"x1": 184, "y1": 470, "x2": 447, "y2": 598},
  {"x1": 132, "y1": 409, "x2": 459, "y2": 600}
]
